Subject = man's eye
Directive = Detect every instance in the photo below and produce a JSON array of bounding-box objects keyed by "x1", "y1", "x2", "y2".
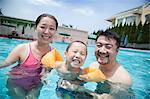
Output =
[
  {"x1": 96, "y1": 44, "x2": 102, "y2": 48},
  {"x1": 105, "y1": 45, "x2": 112, "y2": 49}
]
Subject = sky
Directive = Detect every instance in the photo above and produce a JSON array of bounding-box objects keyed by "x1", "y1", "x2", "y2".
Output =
[{"x1": 0, "y1": 0, "x2": 149, "y2": 34}]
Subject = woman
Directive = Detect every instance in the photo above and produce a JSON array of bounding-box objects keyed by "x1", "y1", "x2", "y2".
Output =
[{"x1": 0, "y1": 13, "x2": 59, "y2": 99}]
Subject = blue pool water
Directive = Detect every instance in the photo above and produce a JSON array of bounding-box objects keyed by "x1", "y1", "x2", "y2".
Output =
[{"x1": 0, "y1": 37, "x2": 150, "y2": 99}]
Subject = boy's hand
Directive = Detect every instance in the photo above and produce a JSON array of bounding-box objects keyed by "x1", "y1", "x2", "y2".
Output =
[
  {"x1": 78, "y1": 74, "x2": 91, "y2": 82},
  {"x1": 78, "y1": 69, "x2": 106, "y2": 82}
]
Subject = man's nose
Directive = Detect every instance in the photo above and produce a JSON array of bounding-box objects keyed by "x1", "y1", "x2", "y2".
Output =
[{"x1": 99, "y1": 46, "x2": 107, "y2": 53}]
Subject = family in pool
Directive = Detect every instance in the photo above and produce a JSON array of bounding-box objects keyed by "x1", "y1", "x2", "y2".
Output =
[{"x1": 0, "y1": 13, "x2": 135, "y2": 99}]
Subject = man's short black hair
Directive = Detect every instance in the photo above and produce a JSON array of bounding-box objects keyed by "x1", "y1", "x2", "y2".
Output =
[{"x1": 96, "y1": 31, "x2": 120, "y2": 49}]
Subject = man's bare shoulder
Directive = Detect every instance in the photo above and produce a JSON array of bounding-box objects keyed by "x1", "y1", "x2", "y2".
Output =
[{"x1": 116, "y1": 66, "x2": 132, "y2": 86}]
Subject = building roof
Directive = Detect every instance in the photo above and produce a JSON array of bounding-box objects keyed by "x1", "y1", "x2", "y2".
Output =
[
  {"x1": 59, "y1": 26, "x2": 88, "y2": 33},
  {"x1": 0, "y1": 14, "x2": 88, "y2": 34},
  {"x1": 106, "y1": 2, "x2": 150, "y2": 22},
  {"x1": 0, "y1": 15, "x2": 35, "y2": 24},
  {"x1": 59, "y1": 32, "x2": 70, "y2": 36}
]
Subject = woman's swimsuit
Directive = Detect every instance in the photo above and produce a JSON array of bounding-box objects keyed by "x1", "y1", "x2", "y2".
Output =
[{"x1": 7, "y1": 44, "x2": 43, "y2": 91}]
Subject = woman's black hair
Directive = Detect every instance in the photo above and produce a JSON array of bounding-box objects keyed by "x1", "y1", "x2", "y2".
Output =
[{"x1": 35, "y1": 13, "x2": 58, "y2": 29}]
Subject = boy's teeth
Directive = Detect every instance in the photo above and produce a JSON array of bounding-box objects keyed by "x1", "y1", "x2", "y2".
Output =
[
  {"x1": 73, "y1": 60, "x2": 80, "y2": 64},
  {"x1": 44, "y1": 36, "x2": 49, "y2": 39}
]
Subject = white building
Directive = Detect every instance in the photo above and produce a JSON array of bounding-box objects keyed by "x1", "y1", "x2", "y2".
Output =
[
  {"x1": 106, "y1": 2, "x2": 150, "y2": 26},
  {"x1": 0, "y1": 14, "x2": 88, "y2": 43}
]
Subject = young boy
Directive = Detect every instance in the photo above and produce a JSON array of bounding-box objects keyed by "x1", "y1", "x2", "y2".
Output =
[{"x1": 45, "y1": 41, "x2": 93, "y2": 99}]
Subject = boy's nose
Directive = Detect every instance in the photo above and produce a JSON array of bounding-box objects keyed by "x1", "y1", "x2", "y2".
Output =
[{"x1": 75, "y1": 52, "x2": 80, "y2": 57}]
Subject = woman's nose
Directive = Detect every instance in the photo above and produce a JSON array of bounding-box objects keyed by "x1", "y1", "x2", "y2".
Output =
[{"x1": 44, "y1": 28, "x2": 50, "y2": 34}]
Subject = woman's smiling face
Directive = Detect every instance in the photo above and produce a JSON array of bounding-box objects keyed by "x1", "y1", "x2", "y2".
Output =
[{"x1": 36, "y1": 17, "x2": 57, "y2": 44}]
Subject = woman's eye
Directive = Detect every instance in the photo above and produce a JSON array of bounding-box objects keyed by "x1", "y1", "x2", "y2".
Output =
[
  {"x1": 50, "y1": 28, "x2": 55, "y2": 30},
  {"x1": 40, "y1": 26, "x2": 46, "y2": 29},
  {"x1": 50, "y1": 28, "x2": 56, "y2": 31}
]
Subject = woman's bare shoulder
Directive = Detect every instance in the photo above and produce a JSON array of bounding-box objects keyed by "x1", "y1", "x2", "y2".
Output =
[{"x1": 15, "y1": 43, "x2": 29, "y2": 50}]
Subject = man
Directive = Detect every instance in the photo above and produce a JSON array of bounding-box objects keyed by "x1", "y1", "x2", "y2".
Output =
[
  {"x1": 80, "y1": 31, "x2": 134, "y2": 99},
  {"x1": 94, "y1": 31, "x2": 132, "y2": 85}
]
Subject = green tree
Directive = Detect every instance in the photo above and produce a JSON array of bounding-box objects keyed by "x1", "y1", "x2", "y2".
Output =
[
  {"x1": 136, "y1": 21, "x2": 143, "y2": 43},
  {"x1": 141, "y1": 22, "x2": 150, "y2": 43},
  {"x1": 129, "y1": 21, "x2": 137, "y2": 43},
  {"x1": 92, "y1": 30, "x2": 96, "y2": 35}
]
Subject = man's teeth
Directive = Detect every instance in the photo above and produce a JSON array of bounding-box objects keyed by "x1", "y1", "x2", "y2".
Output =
[{"x1": 99, "y1": 54, "x2": 109, "y2": 58}]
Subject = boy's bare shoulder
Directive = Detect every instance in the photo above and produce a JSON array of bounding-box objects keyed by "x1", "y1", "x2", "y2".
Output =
[
  {"x1": 89, "y1": 61, "x2": 99, "y2": 69},
  {"x1": 55, "y1": 61, "x2": 65, "y2": 69}
]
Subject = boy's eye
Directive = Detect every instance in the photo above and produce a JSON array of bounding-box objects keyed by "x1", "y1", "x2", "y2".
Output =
[
  {"x1": 80, "y1": 52, "x2": 86, "y2": 56},
  {"x1": 73, "y1": 51, "x2": 77, "y2": 53}
]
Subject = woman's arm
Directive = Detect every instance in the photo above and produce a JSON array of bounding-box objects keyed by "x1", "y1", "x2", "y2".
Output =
[{"x1": 0, "y1": 44, "x2": 23, "y2": 69}]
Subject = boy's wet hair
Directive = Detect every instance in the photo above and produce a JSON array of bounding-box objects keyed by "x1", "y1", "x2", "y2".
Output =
[
  {"x1": 35, "y1": 13, "x2": 58, "y2": 30},
  {"x1": 96, "y1": 31, "x2": 120, "y2": 50},
  {"x1": 66, "y1": 40, "x2": 87, "y2": 55}
]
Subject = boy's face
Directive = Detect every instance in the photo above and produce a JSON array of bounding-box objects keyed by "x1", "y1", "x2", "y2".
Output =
[
  {"x1": 95, "y1": 36, "x2": 118, "y2": 65},
  {"x1": 65, "y1": 42, "x2": 87, "y2": 68}
]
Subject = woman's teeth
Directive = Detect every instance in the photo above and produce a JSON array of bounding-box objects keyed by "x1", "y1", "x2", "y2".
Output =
[{"x1": 42, "y1": 35, "x2": 50, "y2": 39}]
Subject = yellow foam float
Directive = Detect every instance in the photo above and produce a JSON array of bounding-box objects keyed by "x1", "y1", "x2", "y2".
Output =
[
  {"x1": 79, "y1": 67, "x2": 106, "y2": 82},
  {"x1": 41, "y1": 49, "x2": 63, "y2": 68}
]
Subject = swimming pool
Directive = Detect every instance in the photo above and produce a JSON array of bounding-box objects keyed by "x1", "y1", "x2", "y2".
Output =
[{"x1": 0, "y1": 37, "x2": 150, "y2": 99}]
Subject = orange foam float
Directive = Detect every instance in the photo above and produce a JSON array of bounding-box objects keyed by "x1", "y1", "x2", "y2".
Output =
[
  {"x1": 41, "y1": 49, "x2": 63, "y2": 68},
  {"x1": 79, "y1": 67, "x2": 106, "y2": 82}
]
